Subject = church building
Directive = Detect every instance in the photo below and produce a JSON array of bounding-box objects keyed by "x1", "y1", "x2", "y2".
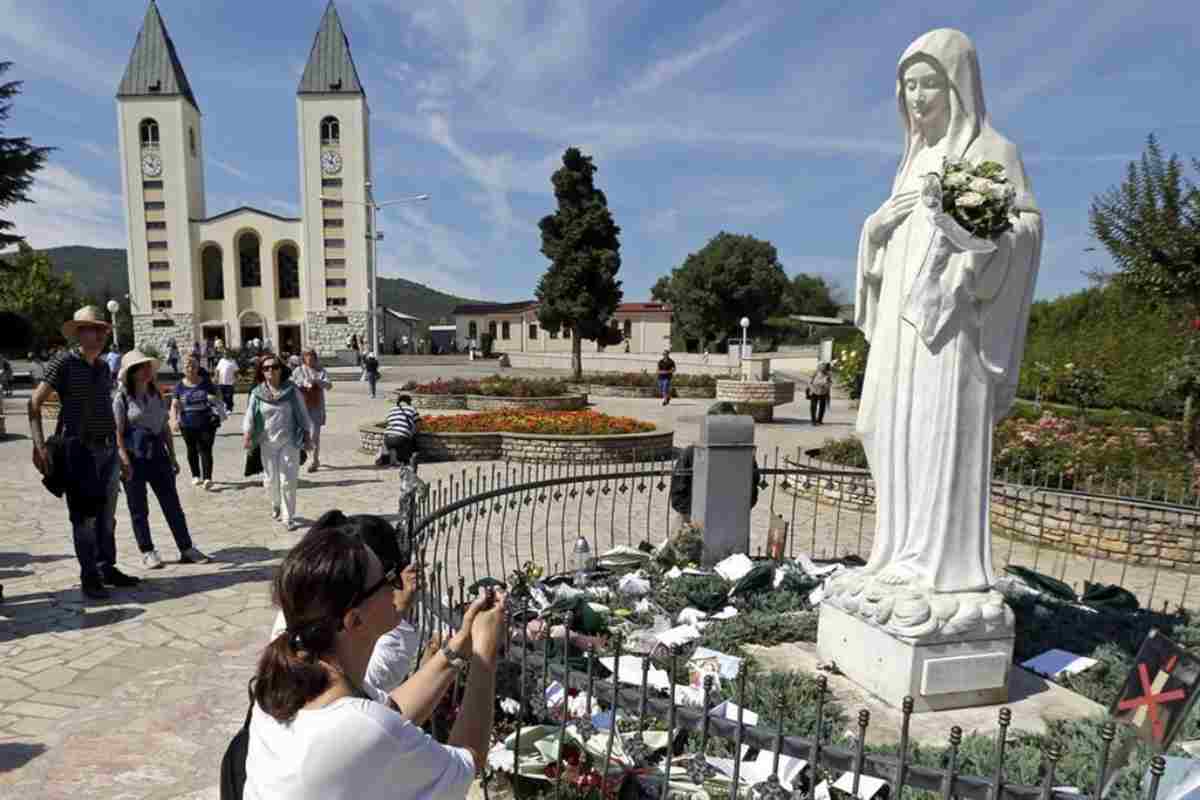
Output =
[{"x1": 117, "y1": 0, "x2": 374, "y2": 356}]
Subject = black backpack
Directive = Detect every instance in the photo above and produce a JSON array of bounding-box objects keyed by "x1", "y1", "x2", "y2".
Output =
[{"x1": 220, "y1": 681, "x2": 255, "y2": 800}]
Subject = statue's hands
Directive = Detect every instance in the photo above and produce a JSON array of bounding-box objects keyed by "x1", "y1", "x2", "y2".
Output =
[{"x1": 868, "y1": 191, "x2": 920, "y2": 244}]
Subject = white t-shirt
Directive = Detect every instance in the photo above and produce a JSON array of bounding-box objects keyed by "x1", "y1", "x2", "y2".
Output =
[
  {"x1": 244, "y1": 690, "x2": 475, "y2": 800},
  {"x1": 271, "y1": 611, "x2": 419, "y2": 694},
  {"x1": 216, "y1": 357, "x2": 239, "y2": 386}
]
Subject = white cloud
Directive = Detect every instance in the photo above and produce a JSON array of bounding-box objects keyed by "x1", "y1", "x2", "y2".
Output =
[
  {"x1": 0, "y1": 1, "x2": 124, "y2": 97},
  {"x1": 210, "y1": 158, "x2": 252, "y2": 181},
  {"x1": 79, "y1": 141, "x2": 112, "y2": 159},
  {"x1": 625, "y1": 22, "x2": 762, "y2": 95},
  {"x1": 1, "y1": 163, "x2": 126, "y2": 252}
]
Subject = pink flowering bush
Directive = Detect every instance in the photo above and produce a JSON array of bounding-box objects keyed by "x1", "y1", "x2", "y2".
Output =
[{"x1": 994, "y1": 411, "x2": 1194, "y2": 499}]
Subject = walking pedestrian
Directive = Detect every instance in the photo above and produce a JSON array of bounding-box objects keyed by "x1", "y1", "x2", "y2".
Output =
[
  {"x1": 172, "y1": 355, "x2": 221, "y2": 489},
  {"x1": 215, "y1": 351, "x2": 239, "y2": 414},
  {"x1": 363, "y1": 351, "x2": 380, "y2": 399},
  {"x1": 294, "y1": 348, "x2": 333, "y2": 472},
  {"x1": 167, "y1": 340, "x2": 180, "y2": 376},
  {"x1": 115, "y1": 351, "x2": 209, "y2": 569},
  {"x1": 104, "y1": 345, "x2": 121, "y2": 389},
  {"x1": 244, "y1": 354, "x2": 313, "y2": 531},
  {"x1": 382, "y1": 394, "x2": 419, "y2": 467},
  {"x1": 242, "y1": 522, "x2": 504, "y2": 799},
  {"x1": 28, "y1": 306, "x2": 141, "y2": 600},
  {"x1": 657, "y1": 348, "x2": 676, "y2": 406},
  {"x1": 807, "y1": 361, "x2": 832, "y2": 426},
  {"x1": 348, "y1": 333, "x2": 361, "y2": 366},
  {"x1": 0, "y1": 354, "x2": 12, "y2": 398}
]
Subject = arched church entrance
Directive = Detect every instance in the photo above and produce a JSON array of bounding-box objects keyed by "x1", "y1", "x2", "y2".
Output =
[{"x1": 240, "y1": 311, "x2": 265, "y2": 349}]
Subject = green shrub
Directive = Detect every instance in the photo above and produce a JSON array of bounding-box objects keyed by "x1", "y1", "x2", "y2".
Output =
[{"x1": 815, "y1": 436, "x2": 868, "y2": 468}]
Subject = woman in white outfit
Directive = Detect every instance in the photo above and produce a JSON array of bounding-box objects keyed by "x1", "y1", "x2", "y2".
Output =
[{"x1": 243, "y1": 353, "x2": 312, "y2": 531}]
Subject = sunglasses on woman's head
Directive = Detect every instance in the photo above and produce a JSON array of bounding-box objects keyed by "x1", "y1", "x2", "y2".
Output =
[{"x1": 348, "y1": 565, "x2": 401, "y2": 610}]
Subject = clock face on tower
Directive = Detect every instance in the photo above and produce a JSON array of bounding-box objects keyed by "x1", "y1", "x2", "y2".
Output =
[
  {"x1": 141, "y1": 151, "x2": 163, "y2": 177},
  {"x1": 321, "y1": 150, "x2": 343, "y2": 176}
]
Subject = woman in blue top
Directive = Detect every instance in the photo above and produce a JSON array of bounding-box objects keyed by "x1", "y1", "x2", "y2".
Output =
[
  {"x1": 114, "y1": 351, "x2": 209, "y2": 570},
  {"x1": 171, "y1": 354, "x2": 221, "y2": 490}
]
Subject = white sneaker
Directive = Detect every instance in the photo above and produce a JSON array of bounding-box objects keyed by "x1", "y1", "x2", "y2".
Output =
[
  {"x1": 142, "y1": 550, "x2": 164, "y2": 569},
  {"x1": 192, "y1": 477, "x2": 203, "y2": 487},
  {"x1": 271, "y1": 506, "x2": 282, "y2": 521},
  {"x1": 203, "y1": 479, "x2": 214, "y2": 490}
]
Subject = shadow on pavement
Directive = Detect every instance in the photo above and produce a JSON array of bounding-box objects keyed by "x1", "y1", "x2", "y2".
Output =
[{"x1": 0, "y1": 742, "x2": 48, "y2": 773}]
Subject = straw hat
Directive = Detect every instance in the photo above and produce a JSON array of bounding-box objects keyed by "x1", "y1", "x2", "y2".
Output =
[
  {"x1": 118, "y1": 349, "x2": 161, "y2": 383},
  {"x1": 61, "y1": 305, "x2": 113, "y2": 338}
]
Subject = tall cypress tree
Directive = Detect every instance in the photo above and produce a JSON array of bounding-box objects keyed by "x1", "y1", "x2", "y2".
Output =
[
  {"x1": 536, "y1": 147, "x2": 623, "y2": 379},
  {"x1": 0, "y1": 62, "x2": 53, "y2": 250}
]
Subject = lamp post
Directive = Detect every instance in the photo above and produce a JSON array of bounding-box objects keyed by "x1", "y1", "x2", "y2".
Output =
[
  {"x1": 739, "y1": 316, "x2": 750, "y2": 359},
  {"x1": 320, "y1": 186, "x2": 429, "y2": 355},
  {"x1": 106, "y1": 300, "x2": 121, "y2": 351}
]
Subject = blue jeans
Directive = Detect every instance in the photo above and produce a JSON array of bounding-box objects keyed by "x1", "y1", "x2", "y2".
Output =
[
  {"x1": 123, "y1": 451, "x2": 193, "y2": 555},
  {"x1": 66, "y1": 445, "x2": 120, "y2": 580},
  {"x1": 368, "y1": 374, "x2": 378, "y2": 398},
  {"x1": 219, "y1": 385, "x2": 234, "y2": 413},
  {"x1": 658, "y1": 377, "x2": 671, "y2": 398}
]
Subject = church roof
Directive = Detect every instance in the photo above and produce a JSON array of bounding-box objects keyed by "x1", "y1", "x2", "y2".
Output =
[
  {"x1": 117, "y1": 1, "x2": 199, "y2": 111},
  {"x1": 298, "y1": 1, "x2": 365, "y2": 97}
]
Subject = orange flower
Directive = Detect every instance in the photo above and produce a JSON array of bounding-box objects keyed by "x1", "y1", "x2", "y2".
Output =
[{"x1": 418, "y1": 410, "x2": 655, "y2": 436}]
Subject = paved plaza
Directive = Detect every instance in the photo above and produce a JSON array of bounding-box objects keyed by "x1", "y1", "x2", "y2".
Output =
[{"x1": 0, "y1": 364, "x2": 1191, "y2": 796}]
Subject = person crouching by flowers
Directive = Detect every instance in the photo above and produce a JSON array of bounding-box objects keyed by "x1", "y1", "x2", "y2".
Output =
[
  {"x1": 244, "y1": 520, "x2": 506, "y2": 799},
  {"x1": 243, "y1": 354, "x2": 313, "y2": 531}
]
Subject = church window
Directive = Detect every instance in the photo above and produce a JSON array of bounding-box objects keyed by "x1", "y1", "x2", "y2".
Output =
[
  {"x1": 147, "y1": 241, "x2": 168, "y2": 250},
  {"x1": 152, "y1": 299, "x2": 173, "y2": 310},
  {"x1": 140, "y1": 119, "x2": 159, "y2": 146},
  {"x1": 277, "y1": 243, "x2": 300, "y2": 299},
  {"x1": 189, "y1": 127, "x2": 197, "y2": 156},
  {"x1": 323, "y1": 218, "x2": 344, "y2": 228},
  {"x1": 325, "y1": 238, "x2": 346, "y2": 249},
  {"x1": 320, "y1": 116, "x2": 340, "y2": 145},
  {"x1": 146, "y1": 221, "x2": 166, "y2": 231},
  {"x1": 328, "y1": 297, "x2": 347, "y2": 307},
  {"x1": 325, "y1": 278, "x2": 346, "y2": 288},
  {"x1": 202, "y1": 245, "x2": 224, "y2": 300},
  {"x1": 239, "y1": 231, "x2": 262, "y2": 288},
  {"x1": 149, "y1": 261, "x2": 169, "y2": 271},
  {"x1": 322, "y1": 178, "x2": 343, "y2": 189}
]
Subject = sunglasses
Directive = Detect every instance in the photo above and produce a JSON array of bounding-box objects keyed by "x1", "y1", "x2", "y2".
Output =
[
  {"x1": 264, "y1": 363, "x2": 283, "y2": 371},
  {"x1": 348, "y1": 565, "x2": 401, "y2": 610}
]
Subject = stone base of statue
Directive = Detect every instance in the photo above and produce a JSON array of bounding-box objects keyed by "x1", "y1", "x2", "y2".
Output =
[{"x1": 816, "y1": 569, "x2": 1015, "y2": 712}]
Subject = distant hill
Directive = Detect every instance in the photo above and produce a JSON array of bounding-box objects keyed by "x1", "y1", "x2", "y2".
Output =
[{"x1": 13, "y1": 246, "x2": 481, "y2": 325}]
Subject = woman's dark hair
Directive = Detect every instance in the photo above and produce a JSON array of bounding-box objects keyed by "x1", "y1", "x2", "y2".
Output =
[
  {"x1": 253, "y1": 524, "x2": 371, "y2": 723},
  {"x1": 311, "y1": 509, "x2": 409, "y2": 571},
  {"x1": 253, "y1": 353, "x2": 280, "y2": 386},
  {"x1": 122, "y1": 361, "x2": 160, "y2": 399}
]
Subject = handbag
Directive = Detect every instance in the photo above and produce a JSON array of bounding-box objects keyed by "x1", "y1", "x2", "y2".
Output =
[
  {"x1": 244, "y1": 445, "x2": 264, "y2": 477},
  {"x1": 805, "y1": 387, "x2": 812, "y2": 400},
  {"x1": 219, "y1": 682, "x2": 255, "y2": 800}
]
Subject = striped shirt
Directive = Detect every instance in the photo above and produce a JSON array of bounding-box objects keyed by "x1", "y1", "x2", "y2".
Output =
[
  {"x1": 43, "y1": 350, "x2": 116, "y2": 439},
  {"x1": 385, "y1": 404, "x2": 419, "y2": 438}
]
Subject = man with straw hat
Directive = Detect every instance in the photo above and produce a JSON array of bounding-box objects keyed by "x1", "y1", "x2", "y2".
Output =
[{"x1": 29, "y1": 305, "x2": 141, "y2": 600}]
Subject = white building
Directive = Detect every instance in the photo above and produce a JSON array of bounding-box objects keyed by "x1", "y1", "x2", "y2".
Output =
[
  {"x1": 452, "y1": 301, "x2": 673, "y2": 354},
  {"x1": 117, "y1": 0, "x2": 376, "y2": 356}
]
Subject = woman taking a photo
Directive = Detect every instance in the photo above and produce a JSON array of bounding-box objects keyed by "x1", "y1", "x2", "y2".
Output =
[
  {"x1": 172, "y1": 354, "x2": 221, "y2": 490},
  {"x1": 244, "y1": 354, "x2": 312, "y2": 531},
  {"x1": 245, "y1": 521, "x2": 506, "y2": 799},
  {"x1": 113, "y1": 350, "x2": 209, "y2": 569},
  {"x1": 293, "y1": 348, "x2": 333, "y2": 473}
]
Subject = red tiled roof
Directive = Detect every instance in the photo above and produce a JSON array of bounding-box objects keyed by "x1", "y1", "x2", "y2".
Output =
[{"x1": 616, "y1": 302, "x2": 671, "y2": 313}]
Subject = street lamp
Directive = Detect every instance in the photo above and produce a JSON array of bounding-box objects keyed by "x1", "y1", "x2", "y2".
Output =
[
  {"x1": 106, "y1": 300, "x2": 120, "y2": 351},
  {"x1": 739, "y1": 316, "x2": 750, "y2": 360},
  {"x1": 320, "y1": 185, "x2": 430, "y2": 355}
]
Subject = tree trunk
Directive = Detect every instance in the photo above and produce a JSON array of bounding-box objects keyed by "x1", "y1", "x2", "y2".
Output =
[{"x1": 572, "y1": 331, "x2": 582, "y2": 381}]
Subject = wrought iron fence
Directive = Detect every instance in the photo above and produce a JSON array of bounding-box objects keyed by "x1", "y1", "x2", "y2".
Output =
[{"x1": 397, "y1": 450, "x2": 1181, "y2": 800}]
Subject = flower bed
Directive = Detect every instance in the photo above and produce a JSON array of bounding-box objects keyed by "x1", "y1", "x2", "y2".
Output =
[
  {"x1": 359, "y1": 411, "x2": 670, "y2": 463},
  {"x1": 399, "y1": 376, "x2": 588, "y2": 411}
]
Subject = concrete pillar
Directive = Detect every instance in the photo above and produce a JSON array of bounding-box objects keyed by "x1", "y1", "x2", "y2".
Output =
[{"x1": 691, "y1": 415, "x2": 756, "y2": 566}]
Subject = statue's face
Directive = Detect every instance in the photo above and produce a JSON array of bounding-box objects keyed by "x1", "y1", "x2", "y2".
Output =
[{"x1": 902, "y1": 60, "x2": 948, "y2": 127}]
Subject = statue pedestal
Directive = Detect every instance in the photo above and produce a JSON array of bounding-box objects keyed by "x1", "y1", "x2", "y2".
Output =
[
  {"x1": 817, "y1": 571, "x2": 1016, "y2": 712},
  {"x1": 817, "y1": 604, "x2": 1013, "y2": 712}
]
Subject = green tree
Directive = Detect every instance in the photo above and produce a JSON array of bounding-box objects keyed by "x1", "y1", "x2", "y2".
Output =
[
  {"x1": 1090, "y1": 135, "x2": 1200, "y2": 443},
  {"x1": 535, "y1": 147, "x2": 623, "y2": 379},
  {"x1": 0, "y1": 242, "x2": 81, "y2": 349},
  {"x1": 786, "y1": 274, "x2": 842, "y2": 317},
  {"x1": 660, "y1": 232, "x2": 789, "y2": 348},
  {"x1": 650, "y1": 274, "x2": 673, "y2": 305},
  {"x1": 1090, "y1": 135, "x2": 1200, "y2": 307},
  {"x1": 0, "y1": 62, "x2": 54, "y2": 250}
]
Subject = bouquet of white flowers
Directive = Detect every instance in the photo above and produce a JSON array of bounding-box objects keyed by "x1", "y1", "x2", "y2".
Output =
[{"x1": 935, "y1": 159, "x2": 1016, "y2": 240}]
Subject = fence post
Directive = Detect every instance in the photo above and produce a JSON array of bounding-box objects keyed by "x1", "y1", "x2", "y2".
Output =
[{"x1": 691, "y1": 414, "x2": 756, "y2": 566}]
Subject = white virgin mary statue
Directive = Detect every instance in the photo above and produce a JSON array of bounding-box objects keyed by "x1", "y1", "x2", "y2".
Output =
[{"x1": 853, "y1": 29, "x2": 1043, "y2": 598}]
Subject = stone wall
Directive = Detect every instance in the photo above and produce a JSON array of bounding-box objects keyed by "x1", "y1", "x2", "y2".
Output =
[
  {"x1": 359, "y1": 425, "x2": 673, "y2": 464},
  {"x1": 133, "y1": 312, "x2": 195, "y2": 354},
  {"x1": 404, "y1": 392, "x2": 588, "y2": 411},
  {"x1": 564, "y1": 383, "x2": 715, "y2": 399},
  {"x1": 714, "y1": 380, "x2": 796, "y2": 423},
  {"x1": 991, "y1": 486, "x2": 1200, "y2": 572},
  {"x1": 307, "y1": 311, "x2": 369, "y2": 358}
]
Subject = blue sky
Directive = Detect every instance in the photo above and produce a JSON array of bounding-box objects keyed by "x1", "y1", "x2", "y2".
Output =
[{"x1": 2, "y1": 0, "x2": 1198, "y2": 304}]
